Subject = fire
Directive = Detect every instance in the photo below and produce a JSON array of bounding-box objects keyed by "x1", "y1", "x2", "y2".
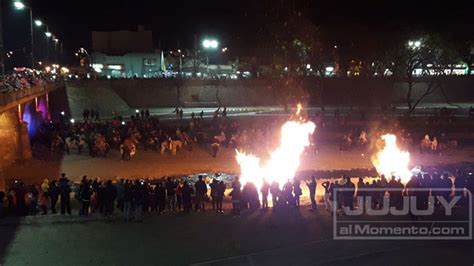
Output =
[
  {"x1": 296, "y1": 103, "x2": 302, "y2": 116},
  {"x1": 235, "y1": 105, "x2": 316, "y2": 188},
  {"x1": 372, "y1": 134, "x2": 412, "y2": 184}
]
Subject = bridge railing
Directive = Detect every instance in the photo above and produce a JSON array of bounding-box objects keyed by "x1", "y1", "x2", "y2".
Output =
[{"x1": 0, "y1": 81, "x2": 64, "y2": 107}]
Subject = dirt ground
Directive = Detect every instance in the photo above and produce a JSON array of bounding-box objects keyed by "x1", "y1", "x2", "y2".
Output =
[{"x1": 5, "y1": 141, "x2": 474, "y2": 184}]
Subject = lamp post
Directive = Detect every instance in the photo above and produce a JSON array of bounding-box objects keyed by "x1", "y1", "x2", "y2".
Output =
[
  {"x1": 14, "y1": 1, "x2": 35, "y2": 68},
  {"x1": 408, "y1": 40, "x2": 422, "y2": 50},
  {"x1": 78, "y1": 47, "x2": 91, "y2": 67},
  {"x1": 202, "y1": 38, "x2": 219, "y2": 75}
]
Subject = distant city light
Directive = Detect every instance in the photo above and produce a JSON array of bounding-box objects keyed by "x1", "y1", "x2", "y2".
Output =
[
  {"x1": 107, "y1": 65, "x2": 123, "y2": 70},
  {"x1": 70, "y1": 119, "x2": 75, "y2": 124},
  {"x1": 325, "y1": 66, "x2": 334, "y2": 72},
  {"x1": 60, "y1": 111, "x2": 65, "y2": 116},
  {"x1": 222, "y1": 47, "x2": 228, "y2": 52},
  {"x1": 306, "y1": 64, "x2": 311, "y2": 69}
]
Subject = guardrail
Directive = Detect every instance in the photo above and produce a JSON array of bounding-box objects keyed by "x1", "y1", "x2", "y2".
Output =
[{"x1": 0, "y1": 81, "x2": 64, "y2": 108}]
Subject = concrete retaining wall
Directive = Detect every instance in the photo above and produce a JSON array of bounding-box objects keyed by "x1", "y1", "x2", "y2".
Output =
[{"x1": 66, "y1": 77, "x2": 474, "y2": 111}]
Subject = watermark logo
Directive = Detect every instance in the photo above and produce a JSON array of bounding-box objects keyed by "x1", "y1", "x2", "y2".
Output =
[{"x1": 333, "y1": 188, "x2": 472, "y2": 240}]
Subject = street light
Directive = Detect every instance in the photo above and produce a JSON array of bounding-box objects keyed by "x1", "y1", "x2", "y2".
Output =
[
  {"x1": 13, "y1": 1, "x2": 35, "y2": 68},
  {"x1": 202, "y1": 39, "x2": 219, "y2": 75},
  {"x1": 202, "y1": 39, "x2": 218, "y2": 49},
  {"x1": 408, "y1": 39, "x2": 422, "y2": 50},
  {"x1": 34, "y1": 20, "x2": 43, "y2": 26},
  {"x1": 13, "y1": 1, "x2": 25, "y2": 9},
  {"x1": 45, "y1": 32, "x2": 52, "y2": 37}
]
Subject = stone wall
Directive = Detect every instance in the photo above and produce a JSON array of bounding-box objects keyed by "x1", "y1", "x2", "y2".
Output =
[
  {"x1": 0, "y1": 108, "x2": 31, "y2": 188},
  {"x1": 66, "y1": 76, "x2": 474, "y2": 111}
]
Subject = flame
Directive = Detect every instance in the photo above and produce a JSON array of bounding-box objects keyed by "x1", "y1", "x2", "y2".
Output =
[
  {"x1": 296, "y1": 103, "x2": 302, "y2": 116},
  {"x1": 235, "y1": 105, "x2": 316, "y2": 189},
  {"x1": 372, "y1": 134, "x2": 412, "y2": 184}
]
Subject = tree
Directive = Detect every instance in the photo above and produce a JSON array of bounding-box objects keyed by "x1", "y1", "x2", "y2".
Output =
[{"x1": 391, "y1": 35, "x2": 462, "y2": 114}]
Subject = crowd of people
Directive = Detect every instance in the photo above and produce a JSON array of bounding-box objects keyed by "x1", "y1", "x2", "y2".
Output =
[
  {"x1": 33, "y1": 106, "x2": 292, "y2": 160},
  {"x1": 321, "y1": 172, "x2": 473, "y2": 214},
  {"x1": 1, "y1": 170, "x2": 472, "y2": 221},
  {"x1": 0, "y1": 72, "x2": 52, "y2": 93}
]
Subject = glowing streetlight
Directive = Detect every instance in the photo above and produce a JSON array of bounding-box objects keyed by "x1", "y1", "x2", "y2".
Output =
[
  {"x1": 408, "y1": 39, "x2": 422, "y2": 50},
  {"x1": 34, "y1": 20, "x2": 43, "y2": 26},
  {"x1": 45, "y1": 32, "x2": 52, "y2": 37},
  {"x1": 202, "y1": 39, "x2": 218, "y2": 49},
  {"x1": 13, "y1": 1, "x2": 25, "y2": 9},
  {"x1": 14, "y1": 1, "x2": 36, "y2": 68}
]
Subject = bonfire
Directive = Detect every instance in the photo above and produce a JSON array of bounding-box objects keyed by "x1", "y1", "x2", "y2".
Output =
[
  {"x1": 235, "y1": 104, "x2": 316, "y2": 189},
  {"x1": 372, "y1": 134, "x2": 412, "y2": 184}
]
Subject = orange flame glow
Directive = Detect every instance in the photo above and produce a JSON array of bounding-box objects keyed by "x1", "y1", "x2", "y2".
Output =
[
  {"x1": 235, "y1": 106, "x2": 316, "y2": 188},
  {"x1": 372, "y1": 134, "x2": 412, "y2": 184}
]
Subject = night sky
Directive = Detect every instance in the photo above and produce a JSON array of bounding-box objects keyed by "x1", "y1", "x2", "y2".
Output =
[{"x1": 3, "y1": 0, "x2": 474, "y2": 65}]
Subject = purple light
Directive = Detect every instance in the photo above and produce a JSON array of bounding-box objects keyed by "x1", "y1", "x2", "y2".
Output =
[{"x1": 37, "y1": 97, "x2": 48, "y2": 120}]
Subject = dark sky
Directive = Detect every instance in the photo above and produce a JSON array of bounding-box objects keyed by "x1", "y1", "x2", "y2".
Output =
[{"x1": 4, "y1": 0, "x2": 474, "y2": 64}]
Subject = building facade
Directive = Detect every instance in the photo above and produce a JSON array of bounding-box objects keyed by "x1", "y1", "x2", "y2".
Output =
[{"x1": 91, "y1": 52, "x2": 162, "y2": 78}]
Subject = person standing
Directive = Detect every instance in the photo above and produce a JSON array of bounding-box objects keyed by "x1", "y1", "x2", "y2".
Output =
[
  {"x1": 270, "y1": 181, "x2": 280, "y2": 208},
  {"x1": 80, "y1": 180, "x2": 92, "y2": 216},
  {"x1": 293, "y1": 179, "x2": 302, "y2": 207},
  {"x1": 49, "y1": 180, "x2": 60, "y2": 214},
  {"x1": 104, "y1": 180, "x2": 117, "y2": 216},
  {"x1": 0, "y1": 190, "x2": 5, "y2": 218},
  {"x1": 115, "y1": 179, "x2": 125, "y2": 213},
  {"x1": 176, "y1": 182, "x2": 183, "y2": 211},
  {"x1": 283, "y1": 180, "x2": 294, "y2": 206},
  {"x1": 342, "y1": 175, "x2": 356, "y2": 210},
  {"x1": 165, "y1": 177, "x2": 177, "y2": 211},
  {"x1": 39, "y1": 179, "x2": 50, "y2": 215},
  {"x1": 134, "y1": 181, "x2": 146, "y2": 221},
  {"x1": 195, "y1": 176, "x2": 207, "y2": 211},
  {"x1": 260, "y1": 179, "x2": 270, "y2": 209},
  {"x1": 59, "y1": 173, "x2": 71, "y2": 215},
  {"x1": 156, "y1": 182, "x2": 166, "y2": 214},
  {"x1": 306, "y1": 176, "x2": 318, "y2": 211},
  {"x1": 182, "y1": 182, "x2": 193, "y2": 213},
  {"x1": 216, "y1": 181, "x2": 225, "y2": 213},
  {"x1": 321, "y1": 180, "x2": 332, "y2": 211},
  {"x1": 123, "y1": 181, "x2": 133, "y2": 221},
  {"x1": 231, "y1": 176, "x2": 242, "y2": 215},
  {"x1": 210, "y1": 179, "x2": 219, "y2": 211}
]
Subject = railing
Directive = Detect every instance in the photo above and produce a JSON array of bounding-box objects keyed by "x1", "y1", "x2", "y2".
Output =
[{"x1": 0, "y1": 81, "x2": 64, "y2": 107}]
